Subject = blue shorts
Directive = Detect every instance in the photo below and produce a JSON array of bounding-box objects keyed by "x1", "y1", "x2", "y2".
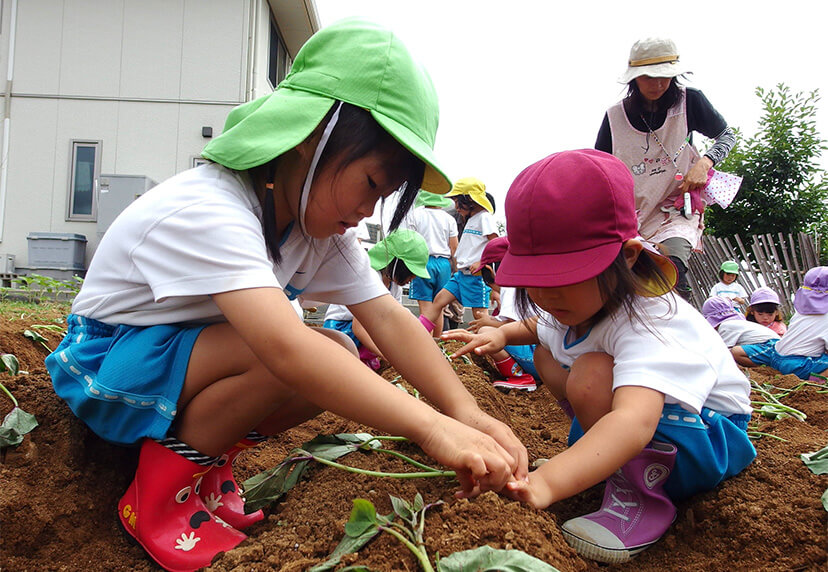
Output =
[
  {"x1": 442, "y1": 271, "x2": 490, "y2": 309},
  {"x1": 504, "y1": 344, "x2": 539, "y2": 378},
  {"x1": 741, "y1": 339, "x2": 828, "y2": 380},
  {"x1": 45, "y1": 314, "x2": 206, "y2": 447},
  {"x1": 322, "y1": 319, "x2": 360, "y2": 348},
  {"x1": 568, "y1": 403, "x2": 756, "y2": 501},
  {"x1": 408, "y1": 256, "x2": 452, "y2": 302}
]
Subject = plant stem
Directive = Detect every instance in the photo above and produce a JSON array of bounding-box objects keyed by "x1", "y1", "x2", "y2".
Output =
[
  {"x1": 751, "y1": 400, "x2": 807, "y2": 421},
  {"x1": 0, "y1": 382, "x2": 19, "y2": 407},
  {"x1": 311, "y1": 455, "x2": 455, "y2": 478},
  {"x1": 371, "y1": 447, "x2": 441, "y2": 472},
  {"x1": 379, "y1": 525, "x2": 434, "y2": 572}
]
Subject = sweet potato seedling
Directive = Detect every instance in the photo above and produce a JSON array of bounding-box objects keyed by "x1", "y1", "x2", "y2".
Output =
[{"x1": 1, "y1": 353, "x2": 38, "y2": 448}]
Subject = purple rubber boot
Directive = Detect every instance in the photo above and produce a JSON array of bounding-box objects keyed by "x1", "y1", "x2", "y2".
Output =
[{"x1": 561, "y1": 441, "x2": 677, "y2": 564}]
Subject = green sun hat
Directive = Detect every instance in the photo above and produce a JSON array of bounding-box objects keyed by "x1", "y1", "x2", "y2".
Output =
[
  {"x1": 415, "y1": 189, "x2": 453, "y2": 209},
  {"x1": 367, "y1": 229, "x2": 430, "y2": 279},
  {"x1": 202, "y1": 18, "x2": 452, "y2": 194},
  {"x1": 720, "y1": 260, "x2": 740, "y2": 274}
]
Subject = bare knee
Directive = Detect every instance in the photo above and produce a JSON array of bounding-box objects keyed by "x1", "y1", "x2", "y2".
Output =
[
  {"x1": 533, "y1": 345, "x2": 569, "y2": 399},
  {"x1": 566, "y1": 352, "x2": 614, "y2": 406}
]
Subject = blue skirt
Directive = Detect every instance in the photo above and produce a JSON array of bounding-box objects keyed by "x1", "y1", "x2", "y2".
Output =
[{"x1": 45, "y1": 314, "x2": 206, "y2": 446}]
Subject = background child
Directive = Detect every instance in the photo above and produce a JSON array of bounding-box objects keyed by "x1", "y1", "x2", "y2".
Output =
[
  {"x1": 701, "y1": 296, "x2": 779, "y2": 348},
  {"x1": 45, "y1": 20, "x2": 526, "y2": 572},
  {"x1": 733, "y1": 266, "x2": 828, "y2": 381},
  {"x1": 324, "y1": 229, "x2": 431, "y2": 370},
  {"x1": 420, "y1": 177, "x2": 498, "y2": 337},
  {"x1": 402, "y1": 190, "x2": 459, "y2": 330},
  {"x1": 445, "y1": 150, "x2": 755, "y2": 564},
  {"x1": 745, "y1": 287, "x2": 787, "y2": 335},
  {"x1": 709, "y1": 260, "x2": 748, "y2": 310},
  {"x1": 465, "y1": 236, "x2": 538, "y2": 392}
]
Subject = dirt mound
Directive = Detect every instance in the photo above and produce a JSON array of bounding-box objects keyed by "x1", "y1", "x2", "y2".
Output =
[{"x1": 1, "y1": 306, "x2": 826, "y2": 571}]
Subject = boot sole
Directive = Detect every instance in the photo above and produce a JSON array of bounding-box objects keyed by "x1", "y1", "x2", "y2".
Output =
[
  {"x1": 561, "y1": 529, "x2": 652, "y2": 564},
  {"x1": 493, "y1": 383, "x2": 537, "y2": 393}
]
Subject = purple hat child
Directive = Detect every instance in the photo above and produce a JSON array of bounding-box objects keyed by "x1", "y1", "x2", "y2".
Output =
[
  {"x1": 497, "y1": 149, "x2": 677, "y2": 294},
  {"x1": 702, "y1": 296, "x2": 746, "y2": 328},
  {"x1": 749, "y1": 287, "x2": 781, "y2": 306},
  {"x1": 793, "y1": 266, "x2": 828, "y2": 315}
]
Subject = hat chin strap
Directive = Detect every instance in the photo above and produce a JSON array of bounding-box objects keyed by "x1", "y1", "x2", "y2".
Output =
[{"x1": 299, "y1": 101, "x2": 343, "y2": 235}]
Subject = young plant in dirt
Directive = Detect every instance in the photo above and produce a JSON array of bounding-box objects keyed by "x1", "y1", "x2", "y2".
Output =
[
  {"x1": 0, "y1": 353, "x2": 38, "y2": 448},
  {"x1": 311, "y1": 493, "x2": 561, "y2": 572},
  {"x1": 801, "y1": 443, "x2": 828, "y2": 511},
  {"x1": 243, "y1": 433, "x2": 455, "y2": 513}
]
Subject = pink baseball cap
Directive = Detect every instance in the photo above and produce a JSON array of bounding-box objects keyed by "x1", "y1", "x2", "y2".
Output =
[
  {"x1": 497, "y1": 149, "x2": 676, "y2": 293},
  {"x1": 479, "y1": 236, "x2": 509, "y2": 267}
]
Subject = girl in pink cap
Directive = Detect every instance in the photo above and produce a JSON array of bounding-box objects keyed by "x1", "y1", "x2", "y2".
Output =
[
  {"x1": 445, "y1": 149, "x2": 755, "y2": 564},
  {"x1": 733, "y1": 266, "x2": 828, "y2": 380},
  {"x1": 745, "y1": 287, "x2": 788, "y2": 335}
]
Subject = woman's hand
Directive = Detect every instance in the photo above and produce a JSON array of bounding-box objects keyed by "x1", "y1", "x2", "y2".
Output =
[
  {"x1": 441, "y1": 328, "x2": 507, "y2": 358},
  {"x1": 679, "y1": 157, "x2": 713, "y2": 191}
]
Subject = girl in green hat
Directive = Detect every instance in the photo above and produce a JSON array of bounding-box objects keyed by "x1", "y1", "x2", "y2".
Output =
[
  {"x1": 45, "y1": 19, "x2": 526, "y2": 572},
  {"x1": 709, "y1": 260, "x2": 748, "y2": 310},
  {"x1": 323, "y1": 229, "x2": 431, "y2": 370}
]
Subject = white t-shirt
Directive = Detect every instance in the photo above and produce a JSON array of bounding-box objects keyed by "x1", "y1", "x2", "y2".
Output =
[
  {"x1": 716, "y1": 319, "x2": 779, "y2": 347},
  {"x1": 774, "y1": 312, "x2": 828, "y2": 357},
  {"x1": 709, "y1": 281, "x2": 748, "y2": 306},
  {"x1": 454, "y1": 210, "x2": 497, "y2": 269},
  {"x1": 535, "y1": 295, "x2": 752, "y2": 416},
  {"x1": 73, "y1": 163, "x2": 387, "y2": 326},
  {"x1": 402, "y1": 206, "x2": 458, "y2": 258},
  {"x1": 496, "y1": 287, "x2": 537, "y2": 323}
]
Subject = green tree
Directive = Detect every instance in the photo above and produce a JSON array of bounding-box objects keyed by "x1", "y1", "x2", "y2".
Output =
[{"x1": 705, "y1": 84, "x2": 828, "y2": 258}]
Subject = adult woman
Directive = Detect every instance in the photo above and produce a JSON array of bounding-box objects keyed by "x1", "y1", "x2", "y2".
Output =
[{"x1": 595, "y1": 37, "x2": 736, "y2": 300}]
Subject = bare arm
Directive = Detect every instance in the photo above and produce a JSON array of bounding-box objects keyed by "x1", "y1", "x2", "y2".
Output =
[
  {"x1": 351, "y1": 316, "x2": 385, "y2": 359},
  {"x1": 504, "y1": 385, "x2": 664, "y2": 508},
  {"x1": 213, "y1": 287, "x2": 516, "y2": 493},
  {"x1": 443, "y1": 317, "x2": 540, "y2": 358}
]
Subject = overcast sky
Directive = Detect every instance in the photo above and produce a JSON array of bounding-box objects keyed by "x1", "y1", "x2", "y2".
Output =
[{"x1": 315, "y1": 0, "x2": 828, "y2": 227}]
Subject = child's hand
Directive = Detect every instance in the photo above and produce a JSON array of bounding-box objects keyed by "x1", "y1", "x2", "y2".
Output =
[
  {"x1": 441, "y1": 328, "x2": 506, "y2": 358},
  {"x1": 502, "y1": 470, "x2": 555, "y2": 509},
  {"x1": 450, "y1": 405, "x2": 529, "y2": 482},
  {"x1": 418, "y1": 417, "x2": 517, "y2": 497}
]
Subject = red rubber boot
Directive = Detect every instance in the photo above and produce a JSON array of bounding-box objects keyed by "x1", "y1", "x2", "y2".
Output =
[
  {"x1": 492, "y1": 355, "x2": 537, "y2": 391},
  {"x1": 200, "y1": 439, "x2": 265, "y2": 530},
  {"x1": 118, "y1": 439, "x2": 246, "y2": 572}
]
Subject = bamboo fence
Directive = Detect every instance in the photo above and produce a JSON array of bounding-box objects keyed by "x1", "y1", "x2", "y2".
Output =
[{"x1": 687, "y1": 232, "x2": 822, "y2": 316}]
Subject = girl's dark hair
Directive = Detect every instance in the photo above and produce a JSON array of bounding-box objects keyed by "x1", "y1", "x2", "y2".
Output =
[
  {"x1": 623, "y1": 77, "x2": 682, "y2": 117},
  {"x1": 381, "y1": 258, "x2": 415, "y2": 285},
  {"x1": 515, "y1": 248, "x2": 675, "y2": 330},
  {"x1": 746, "y1": 303, "x2": 784, "y2": 323},
  {"x1": 718, "y1": 269, "x2": 738, "y2": 281},
  {"x1": 259, "y1": 102, "x2": 425, "y2": 264},
  {"x1": 486, "y1": 192, "x2": 496, "y2": 214},
  {"x1": 480, "y1": 263, "x2": 498, "y2": 286}
]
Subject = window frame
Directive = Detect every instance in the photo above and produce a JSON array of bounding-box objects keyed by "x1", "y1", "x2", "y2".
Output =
[
  {"x1": 66, "y1": 140, "x2": 101, "y2": 222},
  {"x1": 267, "y1": 16, "x2": 290, "y2": 89}
]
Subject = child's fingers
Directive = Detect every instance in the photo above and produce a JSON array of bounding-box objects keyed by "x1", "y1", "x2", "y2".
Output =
[{"x1": 441, "y1": 329, "x2": 473, "y2": 341}]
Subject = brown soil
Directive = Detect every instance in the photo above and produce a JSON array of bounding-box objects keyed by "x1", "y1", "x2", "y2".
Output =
[{"x1": 1, "y1": 303, "x2": 826, "y2": 571}]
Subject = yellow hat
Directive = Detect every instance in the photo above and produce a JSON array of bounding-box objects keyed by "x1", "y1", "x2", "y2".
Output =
[{"x1": 446, "y1": 177, "x2": 493, "y2": 213}]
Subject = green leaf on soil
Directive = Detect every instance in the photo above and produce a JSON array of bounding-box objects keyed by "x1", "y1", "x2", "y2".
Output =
[
  {"x1": 0, "y1": 406, "x2": 38, "y2": 448},
  {"x1": 1, "y1": 353, "x2": 19, "y2": 376},
  {"x1": 309, "y1": 499, "x2": 388, "y2": 572},
  {"x1": 821, "y1": 488, "x2": 828, "y2": 512},
  {"x1": 436, "y1": 545, "x2": 561, "y2": 572},
  {"x1": 801, "y1": 444, "x2": 828, "y2": 475}
]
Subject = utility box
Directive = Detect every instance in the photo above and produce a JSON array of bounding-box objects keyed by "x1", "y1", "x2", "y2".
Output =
[
  {"x1": 27, "y1": 232, "x2": 87, "y2": 270},
  {"x1": 0, "y1": 254, "x2": 14, "y2": 273},
  {"x1": 97, "y1": 174, "x2": 157, "y2": 237}
]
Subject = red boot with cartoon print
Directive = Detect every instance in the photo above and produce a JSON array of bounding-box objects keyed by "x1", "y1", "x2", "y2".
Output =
[
  {"x1": 492, "y1": 355, "x2": 537, "y2": 391},
  {"x1": 118, "y1": 439, "x2": 246, "y2": 572},
  {"x1": 200, "y1": 439, "x2": 265, "y2": 530}
]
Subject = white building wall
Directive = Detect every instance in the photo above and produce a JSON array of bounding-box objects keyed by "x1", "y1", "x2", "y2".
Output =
[{"x1": 0, "y1": 0, "x2": 316, "y2": 270}]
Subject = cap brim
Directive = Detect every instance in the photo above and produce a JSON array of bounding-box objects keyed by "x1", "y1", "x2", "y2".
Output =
[
  {"x1": 202, "y1": 88, "x2": 335, "y2": 170},
  {"x1": 637, "y1": 240, "x2": 678, "y2": 297},
  {"x1": 618, "y1": 63, "x2": 690, "y2": 84},
  {"x1": 497, "y1": 242, "x2": 622, "y2": 288},
  {"x1": 372, "y1": 112, "x2": 452, "y2": 195}
]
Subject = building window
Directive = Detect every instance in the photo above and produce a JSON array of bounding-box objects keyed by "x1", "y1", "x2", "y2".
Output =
[
  {"x1": 268, "y1": 17, "x2": 290, "y2": 88},
  {"x1": 67, "y1": 141, "x2": 100, "y2": 221}
]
